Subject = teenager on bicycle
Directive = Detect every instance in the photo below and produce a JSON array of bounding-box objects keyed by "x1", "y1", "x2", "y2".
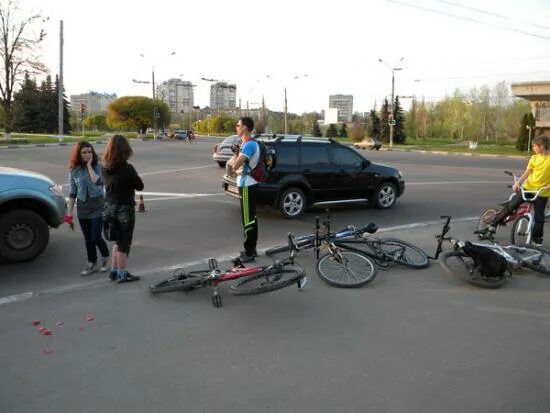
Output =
[
  {"x1": 228, "y1": 116, "x2": 259, "y2": 264},
  {"x1": 485, "y1": 135, "x2": 550, "y2": 245}
]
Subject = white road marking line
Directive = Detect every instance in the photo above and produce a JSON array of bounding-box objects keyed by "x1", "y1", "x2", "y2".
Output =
[
  {"x1": 60, "y1": 164, "x2": 215, "y2": 187},
  {"x1": 407, "y1": 181, "x2": 508, "y2": 185},
  {"x1": 0, "y1": 292, "x2": 34, "y2": 306},
  {"x1": 139, "y1": 165, "x2": 214, "y2": 177},
  {"x1": 138, "y1": 191, "x2": 219, "y2": 197}
]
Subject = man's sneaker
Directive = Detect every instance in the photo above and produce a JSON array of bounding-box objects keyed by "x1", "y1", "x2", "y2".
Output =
[
  {"x1": 80, "y1": 262, "x2": 97, "y2": 276},
  {"x1": 117, "y1": 273, "x2": 141, "y2": 283},
  {"x1": 99, "y1": 258, "x2": 109, "y2": 272},
  {"x1": 532, "y1": 238, "x2": 544, "y2": 247},
  {"x1": 232, "y1": 250, "x2": 257, "y2": 265}
]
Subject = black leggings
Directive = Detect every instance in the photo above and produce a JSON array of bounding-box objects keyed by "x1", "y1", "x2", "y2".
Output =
[{"x1": 491, "y1": 193, "x2": 548, "y2": 240}]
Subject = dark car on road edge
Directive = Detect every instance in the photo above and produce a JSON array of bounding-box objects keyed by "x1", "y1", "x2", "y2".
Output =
[{"x1": 222, "y1": 135, "x2": 405, "y2": 218}]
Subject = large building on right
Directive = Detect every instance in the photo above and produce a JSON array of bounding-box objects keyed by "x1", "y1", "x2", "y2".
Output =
[
  {"x1": 511, "y1": 81, "x2": 550, "y2": 137},
  {"x1": 329, "y1": 94, "x2": 353, "y2": 123}
]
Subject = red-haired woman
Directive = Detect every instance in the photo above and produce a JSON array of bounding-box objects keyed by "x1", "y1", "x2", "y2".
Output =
[
  {"x1": 67, "y1": 141, "x2": 110, "y2": 275},
  {"x1": 102, "y1": 135, "x2": 144, "y2": 283}
]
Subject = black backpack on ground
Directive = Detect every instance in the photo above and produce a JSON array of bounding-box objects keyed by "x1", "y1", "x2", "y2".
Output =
[{"x1": 462, "y1": 241, "x2": 508, "y2": 278}]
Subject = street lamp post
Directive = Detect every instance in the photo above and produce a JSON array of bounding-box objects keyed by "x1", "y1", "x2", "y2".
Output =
[
  {"x1": 266, "y1": 74, "x2": 307, "y2": 135},
  {"x1": 378, "y1": 58, "x2": 404, "y2": 148},
  {"x1": 134, "y1": 51, "x2": 175, "y2": 137},
  {"x1": 526, "y1": 125, "x2": 533, "y2": 153}
]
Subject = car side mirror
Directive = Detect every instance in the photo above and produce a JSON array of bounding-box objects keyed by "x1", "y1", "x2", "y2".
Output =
[{"x1": 362, "y1": 159, "x2": 370, "y2": 169}]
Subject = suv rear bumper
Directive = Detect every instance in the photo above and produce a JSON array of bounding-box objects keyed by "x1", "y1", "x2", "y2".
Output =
[{"x1": 222, "y1": 175, "x2": 278, "y2": 205}]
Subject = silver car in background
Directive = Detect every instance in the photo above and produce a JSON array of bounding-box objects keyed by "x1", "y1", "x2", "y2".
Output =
[{"x1": 212, "y1": 135, "x2": 241, "y2": 168}]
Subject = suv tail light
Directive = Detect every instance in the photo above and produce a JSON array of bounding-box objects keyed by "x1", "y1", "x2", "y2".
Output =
[{"x1": 213, "y1": 145, "x2": 218, "y2": 153}]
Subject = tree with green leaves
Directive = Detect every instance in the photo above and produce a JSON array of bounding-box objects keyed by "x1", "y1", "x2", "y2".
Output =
[
  {"x1": 367, "y1": 108, "x2": 380, "y2": 139},
  {"x1": 106, "y1": 96, "x2": 170, "y2": 133},
  {"x1": 405, "y1": 97, "x2": 418, "y2": 139},
  {"x1": 338, "y1": 123, "x2": 348, "y2": 138},
  {"x1": 0, "y1": 1, "x2": 47, "y2": 139},
  {"x1": 380, "y1": 99, "x2": 390, "y2": 142},
  {"x1": 325, "y1": 123, "x2": 338, "y2": 138},
  {"x1": 312, "y1": 119, "x2": 322, "y2": 137},
  {"x1": 84, "y1": 113, "x2": 108, "y2": 131},
  {"x1": 55, "y1": 75, "x2": 71, "y2": 134},
  {"x1": 393, "y1": 96, "x2": 406, "y2": 144},
  {"x1": 11, "y1": 72, "x2": 40, "y2": 132},
  {"x1": 516, "y1": 112, "x2": 535, "y2": 151}
]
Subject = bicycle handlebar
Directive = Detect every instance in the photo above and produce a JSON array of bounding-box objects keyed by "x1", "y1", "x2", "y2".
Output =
[{"x1": 504, "y1": 170, "x2": 546, "y2": 202}]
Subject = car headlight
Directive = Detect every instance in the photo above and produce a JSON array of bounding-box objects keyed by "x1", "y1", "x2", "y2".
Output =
[
  {"x1": 397, "y1": 171, "x2": 403, "y2": 179},
  {"x1": 49, "y1": 184, "x2": 64, "y2": 197}
]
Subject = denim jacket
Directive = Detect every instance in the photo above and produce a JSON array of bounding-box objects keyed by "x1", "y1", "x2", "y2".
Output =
[{"x1": 69, "y1": 163, "x2": 104, "y2": 202}]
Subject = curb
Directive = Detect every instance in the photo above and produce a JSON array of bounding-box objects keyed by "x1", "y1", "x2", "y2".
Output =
[{"x1": 0, "y1": 140, "x2": 107, "y2": 150}]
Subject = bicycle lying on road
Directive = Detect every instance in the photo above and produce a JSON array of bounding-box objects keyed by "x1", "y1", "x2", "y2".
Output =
[
  {"x1": 433, "y1": 215, "x2": 550, "y2": 289},
  {"x1": 149, "y1": 234, "x2": 306, "y2": 307},
  {"x1": 477, "y1": 170, "x2": 550, "y2": 246},
  {"x1": 266, "y1": 211, "x2": 429, "y2": 288}
]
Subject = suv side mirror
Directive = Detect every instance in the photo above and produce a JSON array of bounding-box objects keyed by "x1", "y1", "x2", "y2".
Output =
[{"x1": 362, "y1": 159, "x2": 370, "y2": 169}]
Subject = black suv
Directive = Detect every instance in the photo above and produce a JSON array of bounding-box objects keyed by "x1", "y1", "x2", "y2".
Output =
[{"x1": 222, "y1": 135, "x2": 405, "y2": 218}]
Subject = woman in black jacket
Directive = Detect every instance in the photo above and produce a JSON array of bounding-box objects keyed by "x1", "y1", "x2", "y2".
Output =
[{"x1": 102, "y1": 135, "x2": 144, "y2": 283}]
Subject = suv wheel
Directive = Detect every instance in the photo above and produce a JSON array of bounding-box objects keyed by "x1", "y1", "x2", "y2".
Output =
[
  {"x1": 279, "y1": 187, "x2": 306, "y2": 218},
  {"x1": 0, "y1": 210, "x2": 49, "y2": 263},
  {"x1": 372, "y1": 182, "x2": 397, "y2": 209},
  {"x1": 217, "y1": 161, "x2": 226, "y2": 168}
]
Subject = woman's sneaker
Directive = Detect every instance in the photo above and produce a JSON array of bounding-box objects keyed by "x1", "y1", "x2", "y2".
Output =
[
  {"x1": 80, "y1": 262, "x2": 97, "y2": 276},
  {"x1": 99, "y1": 258, "x2": 109, "y2": 272},
  {"x1": 117, "y1": 273, "x2": 141, "y2": 283}
]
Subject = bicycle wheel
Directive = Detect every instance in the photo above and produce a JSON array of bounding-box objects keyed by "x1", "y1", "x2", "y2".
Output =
[
  {"x1": 316, "y1": 250, "x2": 377, "y2": 288},
  {"x1": 521, "y1": 246, "x2": 550, "y2": 275},
  {"x1": 229, "y1": 266, "x2": 305, "y2": 296},
  {"x1": 377, "y1": 238, "x2": 429, "y2": 269},
  {"x1": 148, "y1": 270, "x2": 208, "y2": 294},
  {"x1": 510, "y1": 215, "x2": 530, "y2": 247},
  {"x1": 477, "y1": 208, "x2": 499, "y2": 237},
  {"x1": 439, "y1": 250, "x2": 506, "y2": 289},
  {"x1": 265, "y1": 234, "x2": 315, "y2": 255}
]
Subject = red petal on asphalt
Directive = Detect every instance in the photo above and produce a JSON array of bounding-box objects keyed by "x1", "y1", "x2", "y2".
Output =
[
  {"x1": 85, "y1": 316, "x2": 94, "y2": 322},
  {"x1": 38, "y1": 326, "x2": 46, "y2": 332},
  {"x1": 79, "y1": 327, "x2": 85, "y2": 332},
  {"x1": 43, "y1": 330, "x2": 52, "y2": 336},
  {"x1": 32, "y1": 321, "x2": 41, "y2": 326},
  {"x1": 56, "y1": 321, "x2": 64, "y2": 326},
  {"x1": 43, "y1": 348, "x2": 53, "y2": 355}
]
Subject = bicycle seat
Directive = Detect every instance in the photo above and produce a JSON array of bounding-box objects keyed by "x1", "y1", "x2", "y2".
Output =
[{"x1": 360, "y1": 223, "x2": 378, "y2": 234}]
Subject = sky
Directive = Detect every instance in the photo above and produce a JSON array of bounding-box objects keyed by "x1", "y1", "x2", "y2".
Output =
[{"x1": 21, "y1": 0, "x2": 550, "y2": 114}]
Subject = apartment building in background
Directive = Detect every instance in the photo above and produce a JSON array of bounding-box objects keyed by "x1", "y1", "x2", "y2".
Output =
[
  {"x1": 329, "y1": 94, "x2": 353, "y2": 123},
  {"x1": 210, "y1": 82, "x2": 237, "y2": 110},
  {"x1": 157, "y1": 78, "x2": 194, "y2": 114},
  {"x1": 70, "y1": 91, "x2": 117, "y2": 113}
]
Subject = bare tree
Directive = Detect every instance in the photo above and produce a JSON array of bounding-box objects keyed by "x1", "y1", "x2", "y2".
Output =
[{"x1": 0, "y1": 0, "x2": 46, "y2": 139}]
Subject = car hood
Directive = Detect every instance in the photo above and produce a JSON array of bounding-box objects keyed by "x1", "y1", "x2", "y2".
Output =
[
  {"x1": 0, "y1": 166, "x2": 55, "y2": 185},
  {"x1": 368, "y1": 162, "x2": 402, "y2": 176}
]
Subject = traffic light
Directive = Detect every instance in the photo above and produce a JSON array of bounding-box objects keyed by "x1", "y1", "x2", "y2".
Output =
[{"x1": 80, "y1": 103, "x2": 87, "y2": 114}]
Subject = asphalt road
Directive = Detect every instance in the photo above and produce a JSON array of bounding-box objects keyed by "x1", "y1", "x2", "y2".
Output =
[{"x1": 1, "y1": 139, "x2": 549, "y2": 413}]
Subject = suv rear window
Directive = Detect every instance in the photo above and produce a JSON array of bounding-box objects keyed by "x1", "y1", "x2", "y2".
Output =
[
  {"x1": 301, "y1": 145, "x2": 330, "y2": 166},
  {"x1": 274, "y1": 144, "x2": 299, "y2": 168}
]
